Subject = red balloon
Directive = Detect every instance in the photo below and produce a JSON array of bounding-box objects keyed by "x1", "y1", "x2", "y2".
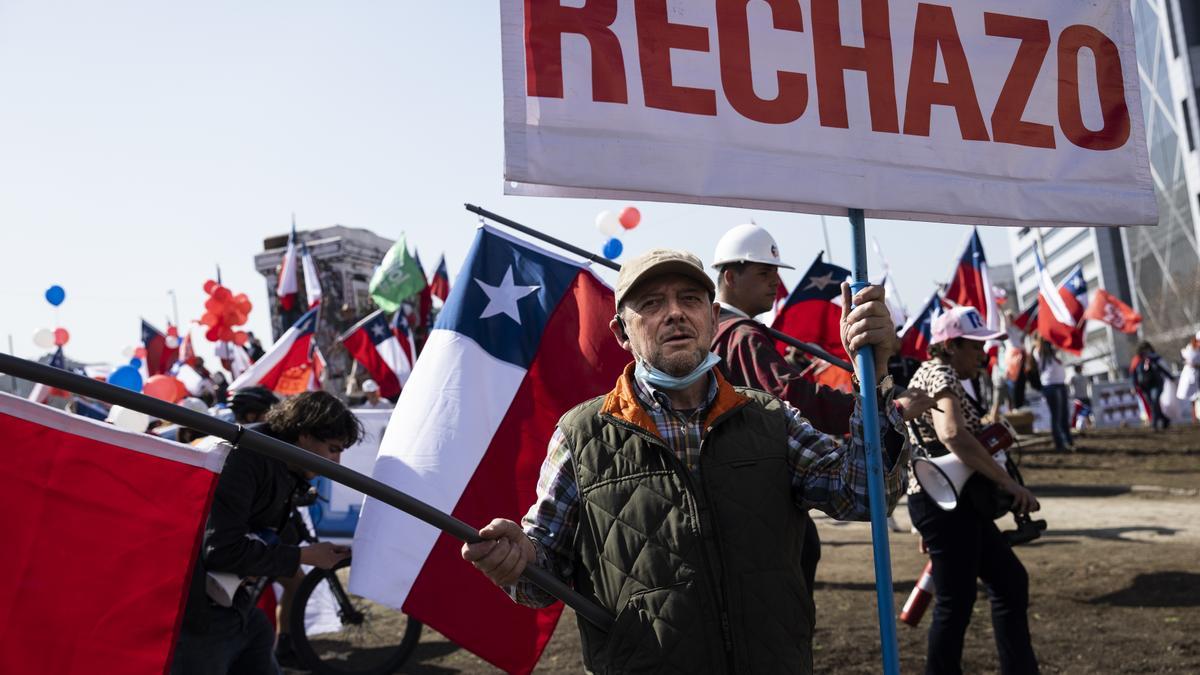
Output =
[
  {"x1": 134, "y1": 346, "x2": 147, "y2": 359},
  {"x1": 205, "y1": 326, "x2": 220, "y2": 342},
  {"x1": 213, "y1": 287, "x2": 232, "y2": 302},
  {"x1": 218, "y1": 326, "x2": 235, "y2": 341},
  {"x1": 53, "y1": 327, "x2": 70, "y2": 346},
  {"x1": 144, "y1": 375, "x2": 185, "y2": 403},
  {"x1": 203, "y1": 279, "x2": 218, "y2": 294},
  {"x1": 233, "y1": 331, "x2": 249, "y2": 346},
  {"x1": 619, "y1": 206, "x2": 641, "y2": 230},
  {"x1": 201, "y1": 311, "x2": 218, "y2": 326}
]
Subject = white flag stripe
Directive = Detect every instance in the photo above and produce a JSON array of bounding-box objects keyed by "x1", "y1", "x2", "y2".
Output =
[
  {"x1": 1035, "y1": 252, "x2": 1074, "y2": 325},
  {"x1": 349, "y1": 330, "x2": 526, "y2": 607},
  {"x1": 0, "y1": 392, "x2": 229, "y2": 473},
  {"x1": 374, "y1": 335, "x2": 412, "y2": 386},
  {"x1": 302, "y1": 248, "x2": 322, "y2": 306},
  {"x1": 278, "y1": 238, "x2": 298, "y2": 297},
  {"x1": 979, "y1": 261, "x2": 1000, "y2": 331}
]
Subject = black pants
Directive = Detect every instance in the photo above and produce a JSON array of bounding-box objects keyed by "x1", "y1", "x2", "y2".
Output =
[
  {"x1": 1143, "y1": 385, "x2": 1170, "y2": 429},
  {"x1": 171, "y1": 604, "x2": 281, "y2": 675},
  {"x1": 908, "y1": 491, "x2": 1039, "y2": 675}
]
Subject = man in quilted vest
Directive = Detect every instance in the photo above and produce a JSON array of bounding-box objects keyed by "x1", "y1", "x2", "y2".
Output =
[{"x1": 463, "y1": 248, "x2": 917, "y2": 674}]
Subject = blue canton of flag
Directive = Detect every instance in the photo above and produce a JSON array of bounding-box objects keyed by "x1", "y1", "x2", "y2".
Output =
[
  {"x1": 361, "y1": 312, "x2": 392, "y2": 346},
  {"x1": 435, "y1": 226, "x2": 585, "y2": 369},
  {"x1": 292, "y1": 307, "x2": 319, "y2": 335},
  {"x1": 141, "y1": 321, "x2": 159, "y2": 345},
  {"x1": 1063, "y1": 266, "x2": 1088, "y2": 303},
  {"x1": 788, "y1": 257, "x2": 851, "y2": 304}
]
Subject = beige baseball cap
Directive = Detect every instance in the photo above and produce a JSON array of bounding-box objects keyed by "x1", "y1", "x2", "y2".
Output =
[{"x1": 614, "y1": 248, "x2": 715, "y2": 310}]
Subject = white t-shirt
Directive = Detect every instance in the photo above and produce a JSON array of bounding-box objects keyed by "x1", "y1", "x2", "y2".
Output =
[{"x1": 1038, "y1": 352, "x2": 1066, "y2": 386}]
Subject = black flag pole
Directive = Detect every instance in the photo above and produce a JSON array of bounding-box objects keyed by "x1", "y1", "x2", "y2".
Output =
[
  {"x1": 464, "y1": 203, "x2": 855, "y2": 372},
  {"x1": 0, "y1": 353, "x2": 616, "y2": 631}
]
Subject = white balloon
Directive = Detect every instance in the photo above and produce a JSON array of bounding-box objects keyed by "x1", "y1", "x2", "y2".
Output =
[
  {"x1": 595, "y1": 210, "x2": 623, "y2": 237},
  {"x1": 121, "y1": 346, "x2": 136, "y2": 358},
  {"x1": 106, "y1": 406, "x2": 151, "y2": 433},
  {"x1": 33, "y1": 328, "x2": 56, "y2": 349},
  {"x1": 165, "y1": 336, "x2": 180, "y2": 349}
]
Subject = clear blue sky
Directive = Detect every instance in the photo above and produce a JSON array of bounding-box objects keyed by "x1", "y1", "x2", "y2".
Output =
[{"x1": 0, "y1": 1, "x2": 1010, "y2": 366}]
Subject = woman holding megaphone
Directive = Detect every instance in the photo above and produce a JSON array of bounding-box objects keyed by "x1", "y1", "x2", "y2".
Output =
[{"x1": 905, "y1": 306, "x2": 1041, "y2": 675}]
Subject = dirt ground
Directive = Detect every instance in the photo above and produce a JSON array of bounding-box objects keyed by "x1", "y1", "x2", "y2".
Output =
[{"x1": 295, "y1": 424, "x2": 1200, "y2": 674}]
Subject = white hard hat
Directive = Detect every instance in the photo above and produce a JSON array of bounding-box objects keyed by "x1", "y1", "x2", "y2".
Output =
[
  {"x1": 362, "y1": 379, "x2": 380, "y2": 393},
  {"x1": 711, "y1": 223, "x2": 794, "y2": 270}
]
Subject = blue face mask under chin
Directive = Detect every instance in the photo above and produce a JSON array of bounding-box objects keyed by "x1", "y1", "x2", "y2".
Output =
[{"x1": 635, "y1": 352, "x2": 723, "y2": 390}]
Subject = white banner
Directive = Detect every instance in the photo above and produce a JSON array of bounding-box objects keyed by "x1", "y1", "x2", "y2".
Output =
[{"x1": 501, "y1": 0, "x2": 1156, "y2": 227}]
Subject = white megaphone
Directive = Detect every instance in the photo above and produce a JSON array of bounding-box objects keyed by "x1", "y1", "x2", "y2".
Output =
[{"x1": 913, "y1": 450, "x2": 1007, "y2": 511}]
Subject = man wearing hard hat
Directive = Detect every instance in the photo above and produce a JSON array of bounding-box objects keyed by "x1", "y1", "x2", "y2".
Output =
[
  {"x1": 711, "y1": 224, "x2": 859, "y2": 434},
  {"x1": 710, "y1": 223, "x2": 860, "y2": 599}
]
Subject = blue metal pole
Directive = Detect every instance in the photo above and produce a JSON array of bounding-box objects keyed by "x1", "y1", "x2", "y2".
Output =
[{"x1": 848, "y1": 208, "x2": 901, "y2": 675}]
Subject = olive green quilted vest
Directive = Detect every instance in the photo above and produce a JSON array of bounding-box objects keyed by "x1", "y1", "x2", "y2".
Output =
[{"x1": 557, "y1": 380, "x2": 814, "y2": 674}]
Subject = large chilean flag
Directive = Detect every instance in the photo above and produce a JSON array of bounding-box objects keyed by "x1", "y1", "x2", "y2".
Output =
[
  {"x1": 0, "y1": 391, "x2": 226, "y2": 674},
  {"x1": 350, "y1": 225, "x2": 627, "y2": 674},
  {"x1": 944, "y1": 228, "x2": 1000, "y2": 330},
  {"x1": 772, "y1": 254, "x2": 851, "y2": 360}
]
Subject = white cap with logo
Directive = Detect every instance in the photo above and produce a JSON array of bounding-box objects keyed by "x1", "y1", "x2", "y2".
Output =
[{"x1": 931, "y1": 306, "x2": 1005, "y2": 345}]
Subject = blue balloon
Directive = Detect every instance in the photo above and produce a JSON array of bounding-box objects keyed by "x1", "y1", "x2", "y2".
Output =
[
  {"x1": 108, "y1": 366, "x2": 143, "y2": 392},
  {"x1": 129, "y1": 357, "x2": 142, "y2": 368},
  {"x1": 603, "y1": 237, "x2": 624, "y2": 260},
  {"x1": 44, "y1": 285, "x2": 65, "y2": 306}
]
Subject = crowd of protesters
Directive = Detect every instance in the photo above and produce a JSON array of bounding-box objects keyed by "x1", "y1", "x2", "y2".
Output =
[{"x1": 49, "y1": 220, "x2": 1193, "y2": 675}]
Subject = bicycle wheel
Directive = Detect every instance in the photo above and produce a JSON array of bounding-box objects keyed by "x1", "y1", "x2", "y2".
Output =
[{"x1": 290, "y1": 557, "x2": 423, "y2": 675}]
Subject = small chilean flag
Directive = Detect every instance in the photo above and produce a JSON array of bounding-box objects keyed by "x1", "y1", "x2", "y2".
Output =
[
  {"x1": 277, "y1": 219, "x2": 300, "y2": 311},
  {"x1": 0, "y1": 392, "x2": 226, "y2": 674},
  {"x1": 430, "y1": 253, "x2": 451, "y2": 302},
  {"x1": 898, "y1": 292, "x2": 944, "y2": 360},
  {"x1": 772, "y1": 254, "x2": 851, "y2": 360},
  {"x1": 227, "y1": 307, "x2": 320, "y2": 395},
  {"x1": 350, "y1": 225, "x2": 627, "y2": 674},
  {"x1": 339, "y1": 310, "x2": 413, "y2": 400},
  {"x1": 1035, "y1": 256, "x2": 1088, "y2": 354},
  {"x1": 141, "y1": 320, "x2": 179, "y2": 376},
  {"x1": 944, "y1": 228, "x2": 1000, "y2": 330},
  {"x1": 1013, "y1": 301, "x2": 1039, "y2": 334}
]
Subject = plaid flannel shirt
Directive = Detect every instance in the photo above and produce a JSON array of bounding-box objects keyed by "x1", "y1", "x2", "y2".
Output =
[{"x1": 511, "y1": 371, "x2": 909, "y2": 607}]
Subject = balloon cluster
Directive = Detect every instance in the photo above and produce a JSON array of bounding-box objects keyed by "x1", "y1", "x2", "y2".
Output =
[
  {"x1": 595, "y1": 206, "x2": 641, "y2": 260},
  {"x1": 200, "y1": 280, "x2": 253, "y2": 345},
  {"x1": 33, "y1": 285, "x2": 71, "y2": 349},
  {"x1": 33, "y1": 327, "x2": 70, "y2": 349}
]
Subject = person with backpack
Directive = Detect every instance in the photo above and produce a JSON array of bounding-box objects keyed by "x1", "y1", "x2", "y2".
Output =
[{"x1": 1131, "y1": 342, "x2": 1175, "y2": 430}]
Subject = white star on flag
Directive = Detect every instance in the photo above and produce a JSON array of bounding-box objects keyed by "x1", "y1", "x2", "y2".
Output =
[
  {"x1": 474, "y1": 266, "x2": 540, "y2": 324},
  {"x1": 370, "y1": 322, "x2": 387, "y2": 338},
  {"x1": 803, "y1": 271, "x2": 838, "y2": 292}
]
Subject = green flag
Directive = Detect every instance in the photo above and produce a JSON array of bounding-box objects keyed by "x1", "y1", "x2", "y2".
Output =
[{"x1": 369, "y1": 235, "x2": 425, "y2": 313}]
